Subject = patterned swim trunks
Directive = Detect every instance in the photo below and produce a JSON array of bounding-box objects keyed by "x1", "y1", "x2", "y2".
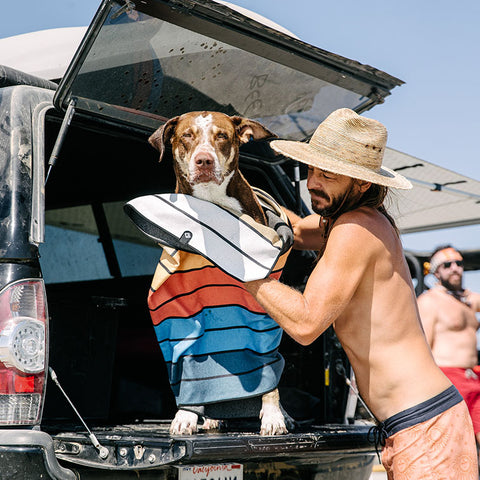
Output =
[{"x1": 376, "y1": 386, "x2": 478, "y2": 479}]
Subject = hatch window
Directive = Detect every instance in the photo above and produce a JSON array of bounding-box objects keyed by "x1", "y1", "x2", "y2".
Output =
[{"x1": 58, "y1": 1, "x2": 368, "y2": 139}]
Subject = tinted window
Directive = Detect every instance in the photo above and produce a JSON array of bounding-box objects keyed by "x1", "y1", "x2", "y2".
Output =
[
  {"x1": 40, "y1": 206, "x2": 111, "y2": 283},
  {"x1": 104, "y1": 201, "x2": 161, "y2": 278},
  {"x1": 40, "y1": 203, "x2": 161, "y2": 284},
  {"x1": 63, "y1": 2, "x2": 367, "y2": 139}
]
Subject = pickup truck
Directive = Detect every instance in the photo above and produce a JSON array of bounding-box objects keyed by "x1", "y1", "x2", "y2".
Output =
[{"x1": 0, "y1": 0, "x2": 404, "y2": 478}]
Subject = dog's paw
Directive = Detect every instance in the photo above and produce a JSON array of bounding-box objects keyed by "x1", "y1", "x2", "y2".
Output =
[
  {"x1": 170, "y1": 409, "x2": 199, "y2": 435},
  {"x1": 260, "y1": 412, "x2": 288, "y2": 436},
  {"x1": 259, "y1": 405, "x2": 288, "y2": 436},
  {"x1": 200, "y1": 418, "x2": 222, "y2": 431},
  {"x1": 259, "y1": 389, "x2": 290, "y2": 435}
]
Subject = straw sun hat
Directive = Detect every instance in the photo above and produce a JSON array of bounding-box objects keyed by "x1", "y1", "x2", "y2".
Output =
[{"x1": 270, "y1": 108, "x2": 412, "y2": 190}]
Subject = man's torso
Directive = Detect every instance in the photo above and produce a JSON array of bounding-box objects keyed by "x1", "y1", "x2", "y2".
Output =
[
  {"x1": 421, "y1": 287, "x2": 479, "y2": 368},
  {"x1": 326, "y1": 208, "x2": 451, "y2": 421}
]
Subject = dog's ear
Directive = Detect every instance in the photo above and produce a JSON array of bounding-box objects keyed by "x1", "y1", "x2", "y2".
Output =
[
  {"x1": 230, "y1": 117, "x2": 277, "y2": 145},
  {"x1": 148, "y1": 116, "x2": 179, "y2": 162}
]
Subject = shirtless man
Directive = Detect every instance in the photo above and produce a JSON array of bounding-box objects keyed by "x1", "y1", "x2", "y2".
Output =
[
  {"x1": 245, "y1": 109, "x2": 477, "y2": 478},
  {"x1": 417, "y1": 245, "x2": 480, "y2": 446}
]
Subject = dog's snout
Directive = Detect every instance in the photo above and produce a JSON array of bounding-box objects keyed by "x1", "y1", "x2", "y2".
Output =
[{"x1": 194, "y1": 152, "x2": 214, "y2": 167}]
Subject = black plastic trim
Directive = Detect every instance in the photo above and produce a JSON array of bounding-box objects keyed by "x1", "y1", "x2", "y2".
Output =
[{"x1": 0, "y1": 430, "x2": 76, "y2": 480}]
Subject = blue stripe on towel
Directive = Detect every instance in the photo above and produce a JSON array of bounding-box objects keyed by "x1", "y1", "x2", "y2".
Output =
[
  {"x1": 154, "y1": 305, "x2": 282, "y2": 364},
  {"x1": 153, "y1": 305, "x2": 284, "y2": 405},
  {"x1": 174, "y1": 351, "x2": 284, "y2": 406}
]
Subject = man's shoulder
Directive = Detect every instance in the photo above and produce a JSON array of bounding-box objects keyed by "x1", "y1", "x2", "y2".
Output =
[
  {"x1": 418, "y1": 287, "x2": 449, "y2": 305},
  {"x1": 464, "y1": 289, "x2": 480, "y2": 298},
  {"x1": 331, "y1": 208, "x2": 377, "y2": 240},
  {"x1": 334, "y1": 207, "x2": 395, "y2": 240},
  {"x1": 336, "y1": 207, "x2": 383, "y2": 226},
  {"x1": 464, "y1": 289, "x2": 480, "y2": 311},
  {"x1": 417, "y1": 289, "x2": 444, "y2": 320},
  {"x1": 418, "y1": 288, "x2": 437, "y2": 302},
  {"x1": 328, "y1": 208, "x2": 398, "y2": 264}
]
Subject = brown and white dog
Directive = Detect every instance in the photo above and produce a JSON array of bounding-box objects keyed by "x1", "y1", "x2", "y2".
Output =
[
  {"x1": 148, "y1": 111, "x2": 291, "y2": 436},
  {"x1": 149, "y1": 111, "x2": 271, "y2": 224}
]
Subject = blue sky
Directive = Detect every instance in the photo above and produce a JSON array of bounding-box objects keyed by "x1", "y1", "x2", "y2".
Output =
[{"x1": 1, "y1": 0, "x2": 479, "y2": 291}]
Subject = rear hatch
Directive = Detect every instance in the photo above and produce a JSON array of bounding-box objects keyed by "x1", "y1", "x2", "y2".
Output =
[
  {"x1": 54, "y1": 0, "x2": 403, "y2": 138},
  {"x1": 45, "y1": 0, "x2": 403, "y2": 473}
]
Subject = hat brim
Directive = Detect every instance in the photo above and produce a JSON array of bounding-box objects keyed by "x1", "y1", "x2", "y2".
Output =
[{"x1": 271, "y1": 140, "x2": 412, "y2": 190}]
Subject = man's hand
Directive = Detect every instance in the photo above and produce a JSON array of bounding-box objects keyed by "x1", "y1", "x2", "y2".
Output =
[{"x1": 281, "y1": 208, "x2": 327, "y2": 251}]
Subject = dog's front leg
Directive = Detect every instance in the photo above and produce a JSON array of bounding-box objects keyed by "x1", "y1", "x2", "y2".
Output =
[
  {"x1": 170, "y1": 409, "x2": 199, "y2": 435},
  {"x1": 260, "y1": 389, "x2": 291, "y2": 435}
]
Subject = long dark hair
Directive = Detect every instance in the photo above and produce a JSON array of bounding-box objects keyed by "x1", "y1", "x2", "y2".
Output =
[
  {"x1": 355, "y1": 182, "x2": 398, "y2": 234},
  {"x1": 324, "y1": 181, "x2": 398, "y2": 238}
]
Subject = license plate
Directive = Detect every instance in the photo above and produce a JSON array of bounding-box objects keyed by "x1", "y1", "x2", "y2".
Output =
[{"x1": 178, "y1": 463, "x2": 243, "y2": 480}]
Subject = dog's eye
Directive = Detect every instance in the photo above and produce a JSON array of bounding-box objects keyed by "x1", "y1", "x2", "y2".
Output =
[
  {"x1": 182, "y1": 132, "x2": 192, "y2": 138},
  {"x1": 217, "y1": 132, "x2": 228, "y2": 140}
]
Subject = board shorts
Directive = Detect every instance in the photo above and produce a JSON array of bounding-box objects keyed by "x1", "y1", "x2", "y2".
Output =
[
  {"x1": 369, "y1": 385, "x2": 478, "y2": 479},
  {"x1": 440, "y1": 366, "x2": 480, "y2": 434}
]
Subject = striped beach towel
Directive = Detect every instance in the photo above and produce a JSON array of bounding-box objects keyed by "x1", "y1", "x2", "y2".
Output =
[{"x1": 125, "y1": 189, "x2": 292, "y2": 411}]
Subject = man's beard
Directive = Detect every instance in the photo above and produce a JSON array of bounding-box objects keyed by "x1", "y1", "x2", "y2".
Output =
[
  {"x1": 440, "y1": 276, "x2": 463, "y2": 292},
  {"x1": 309, "y1": 185, "x2": 357, "y2": 218},
  {"x1": 311, "y1": 193, "x2": 345, "y2": 217}
]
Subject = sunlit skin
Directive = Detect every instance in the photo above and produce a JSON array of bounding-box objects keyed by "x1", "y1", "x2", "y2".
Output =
[
  {"x1": 246, "y1": 166, "x2": 451, "y2": 422},
  {"x1": 417, "y1": 252, "x2": 480, "y2": 441}
]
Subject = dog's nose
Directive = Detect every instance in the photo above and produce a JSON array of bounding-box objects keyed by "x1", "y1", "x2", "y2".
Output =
[{"x1": 194, "y1": 153, "x2": 214, "y2": 167}]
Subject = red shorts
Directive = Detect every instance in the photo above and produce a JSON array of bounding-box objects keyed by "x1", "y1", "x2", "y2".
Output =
[{"x1": 440, "y1": 366, "x2": 480, "y2": 434}]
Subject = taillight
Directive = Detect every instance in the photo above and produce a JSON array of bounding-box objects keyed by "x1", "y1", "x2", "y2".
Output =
[{"x1": 0, "y1": 279, "x2": 47, "y2": 425}]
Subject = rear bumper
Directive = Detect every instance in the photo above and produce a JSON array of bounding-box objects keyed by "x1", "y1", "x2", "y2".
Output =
[
  {"x1": 0, "y1": 430, "x2": 76, "y2": 480},
  {"x1": 51, "y1": 423, "x2": 376, "y2": 476},
  {"x1": 0, "y1": 425, "x2": 376, "y2": 479}
]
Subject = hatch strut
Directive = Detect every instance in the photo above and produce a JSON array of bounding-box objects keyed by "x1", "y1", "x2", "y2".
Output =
[
  {"x1": 49, "y1": 368, "x2": 109, "y2": 460},
  {"x1": 335, "y1": 362, "x2": 375, "y2": 419},
  {"x1": 111, "y1": 0, "x2": 135, "y2": 20},
  {"x1": 45, "y1": 98, "x2": 77, "y2": 185}
]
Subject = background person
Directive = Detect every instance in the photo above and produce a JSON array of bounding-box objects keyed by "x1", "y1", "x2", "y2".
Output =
[
  {"x1": 245, "y1": 108, "x2": 478, "y2": 478},
  {"x1": 417, "y1": 245, "x2": 480, "y2": 447}
]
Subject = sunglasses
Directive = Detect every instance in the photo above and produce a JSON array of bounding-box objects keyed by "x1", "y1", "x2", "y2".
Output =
[{"x1": 440, "y1": 260, "x2": 464, "y2": 269}]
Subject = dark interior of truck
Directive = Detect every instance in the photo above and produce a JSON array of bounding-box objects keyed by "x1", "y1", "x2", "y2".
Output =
[{"x1": 40, "y1": 109, "x2": 351, "y2": 434}]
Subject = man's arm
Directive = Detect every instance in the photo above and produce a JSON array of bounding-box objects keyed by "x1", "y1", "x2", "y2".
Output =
[
  {"x1": 281, "y1": 208, "x2": 327, "y2": 251},
  {"x1": 416, "y1": 293, "x2": 437, "y2": 348},
  {"x1": 246, "y1": 211, "x2": 372, "y2": 345}
]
